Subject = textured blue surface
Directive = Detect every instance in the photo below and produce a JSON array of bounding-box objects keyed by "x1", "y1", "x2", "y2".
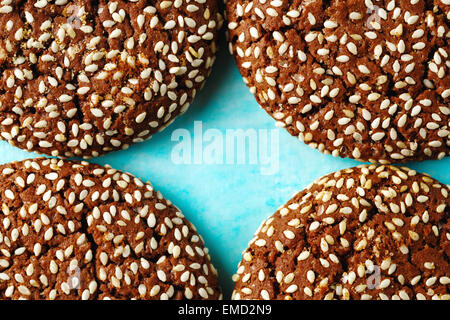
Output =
[{"x1": 0, "y1": 38, "x2": 449, "y2": 298}]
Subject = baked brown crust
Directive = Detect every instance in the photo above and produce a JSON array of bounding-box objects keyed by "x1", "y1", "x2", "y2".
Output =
[
  {"x1": 226, "y1": 0, "x2": 449, "y2": 163},
  {"x1": 232, "y1": 165, "x2": 449, "y2": 300},
  {"x1": 0, "y1": 158, "x2": 221, "y2": 300},
  {"x1": 0, "y1": 0, "x2": 222, "y2": 158}
]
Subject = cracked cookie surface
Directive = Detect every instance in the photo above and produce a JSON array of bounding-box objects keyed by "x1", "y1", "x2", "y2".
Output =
[
  {"x1": 226, "y1": 0, "x2": 449, "y2": 163},
  {"x1": 232, "y1": 165, "x2": 449, "y2": 300},
  {"x1": 0, "y1": 158, "x2": 221, "y2": 300},
  {"x1": 0, "y1": 0, "x2": 222, "y2": 158}
]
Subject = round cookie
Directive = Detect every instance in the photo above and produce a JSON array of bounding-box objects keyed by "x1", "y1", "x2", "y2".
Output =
[
  {"x1": 232, "y1": 165, "x2": 449, "y2": 300},
  {"x1": 226, "y1": 0, "x2": 450, "y2": 163},
  {"x1": 0, "y1": 0, "x2": 222, "y2": 158},
  {"x1": 0, "y1": 158, "x2": 221, "y2": 300}
]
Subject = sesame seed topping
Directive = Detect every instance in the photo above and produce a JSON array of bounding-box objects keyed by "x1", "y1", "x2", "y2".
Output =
[
  {"x1": 226, "y1": 0, "x2": 449, "y2": 163},
  {"x1": 0, "y1": 158, "x2": 221, "y2": 300},
  {"x1": 232, "y1": 165, "x2": 449, "y2": 300},
  {"x1": 0, "y1": 0, "x2": 223, "y2": 158}
]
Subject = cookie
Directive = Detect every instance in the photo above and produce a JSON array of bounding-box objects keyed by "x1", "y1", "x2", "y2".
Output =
[
  {"x1": 226, "y1": 0, "x2": 450, "y2": 163},
  {"x1": 0, "y1": 158, "x2": 221, "y2": 300},
  {"x1": 0, "y1": 0, "x2": 222, "y2": 158},
  {"x1": 232, "y1": 165, "x2": 449, "y2": 300}
]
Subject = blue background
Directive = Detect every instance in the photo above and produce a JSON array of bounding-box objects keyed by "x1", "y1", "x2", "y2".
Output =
[{"x1": 0, "y1": 37, "x2": 448, "y2": 298}]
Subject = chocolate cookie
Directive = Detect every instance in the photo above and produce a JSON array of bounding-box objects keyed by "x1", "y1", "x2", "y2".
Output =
[
  {"x1": 0, "y1": 0, "x2": 222, "y2": 158},
  {"x1": 232, "y1": 165, "x2": 449, "y2": 300},
  {"x1": 226, "y1": 0, "x2": 449, "y2": 163},
  {"x1": 0, "y1": 158, "x2": 221, "y2": 300}
]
